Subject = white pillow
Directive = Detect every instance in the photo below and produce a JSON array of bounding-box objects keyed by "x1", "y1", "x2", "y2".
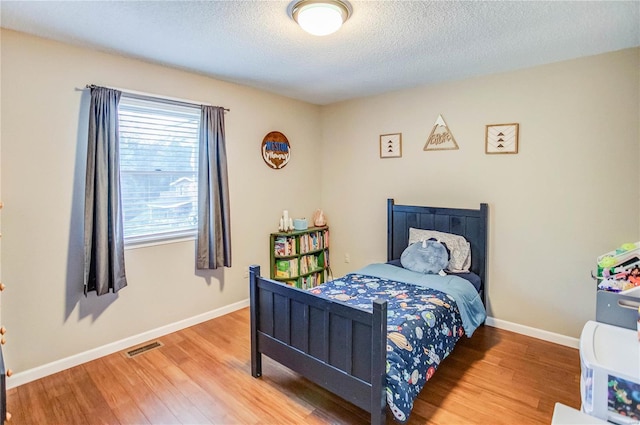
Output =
[{"x1": 408, "y1": 228, "x2": 471, "y2": 272}]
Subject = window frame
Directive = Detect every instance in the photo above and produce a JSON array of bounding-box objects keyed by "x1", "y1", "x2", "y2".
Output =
[{"x1": 117, "y1": 93, "x2": 201, "y2": 247}]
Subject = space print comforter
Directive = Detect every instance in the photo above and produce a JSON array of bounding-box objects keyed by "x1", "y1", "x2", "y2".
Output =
[{"x1": 309, "y1": 263, "x2": 486, "y2": 423}]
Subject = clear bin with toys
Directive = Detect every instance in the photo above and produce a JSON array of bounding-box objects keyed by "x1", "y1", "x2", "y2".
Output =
[
  {"x1": 594, "y1": 242, "x2": 640, "y2": 330},
  {"x1": 580, "y1": 320, "x2": 639, "y2": 424},
  {"x1": 595, "y1": 242, "x2": 640, "y2": 293}
]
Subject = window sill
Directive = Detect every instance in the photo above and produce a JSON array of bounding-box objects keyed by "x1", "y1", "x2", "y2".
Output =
[{"x1": 125, "y1": 234, "x2": 196, "y2": 250}]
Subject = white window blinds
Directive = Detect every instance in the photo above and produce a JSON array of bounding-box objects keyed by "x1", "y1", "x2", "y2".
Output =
[{"x1": 118, "y1": 95, "x2": 200, "y2": 244}]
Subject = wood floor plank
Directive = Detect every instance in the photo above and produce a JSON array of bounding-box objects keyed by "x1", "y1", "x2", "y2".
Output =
[
  {"x1": 49, "y1": 392, "x2": 89, "y2": 425},
  {"x1": 36, "y1": 368, "x2": 90, "y2": 425},
  {"x1": 7, "y1": 308, "x2": 582, "y2": 425},
  {"x1": 110, "y1": 399, "x2": 152, "y2": 425},
  {"x1": 65, "y1": 366, "x2": 112, "y2": 412},
  {"x1": 102, "y1": 352, "x2": 181, "y2": 424},
  {"x1": 48, "y1": 367, "x2": 121, "y2": 425},
  {"x1": 179, "y1": 356, "x2": 263, "y2": 424},
  {"x1": 85, "y1": 357, "x2": 134, "y2": 410},
  {"x1": 15, "y1": 379, "x2": 54, "y2": 425},
  {"x1": 129, "y1": 351, "x2": 211, "y2": 424},
  {"x1": 155, "y1": 361, "x2": 233, "y2": 423},
  {"x1": 5, "y1": 388, "x2": 26, "y2": 424}
]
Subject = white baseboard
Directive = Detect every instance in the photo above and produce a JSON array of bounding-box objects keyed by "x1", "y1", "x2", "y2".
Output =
[
  {"x1": 7, "y1": 298, "x2": 250, "y2": 389},
  {"x1": 485, "y1": 316, "x2": 579, "y2": 349},
  {"x1": 8, "y1": 303, "x2": 578, "y2": 390}
]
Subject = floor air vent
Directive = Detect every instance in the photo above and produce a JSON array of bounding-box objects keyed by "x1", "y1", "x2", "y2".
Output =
[{"x1": 125, "y1": 341, "x2": 164, "y2": 358}]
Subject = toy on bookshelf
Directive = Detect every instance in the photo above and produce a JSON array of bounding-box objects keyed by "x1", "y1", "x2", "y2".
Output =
[{"x1": 278, "y1": 210, "x2": 294, "y2": 232}]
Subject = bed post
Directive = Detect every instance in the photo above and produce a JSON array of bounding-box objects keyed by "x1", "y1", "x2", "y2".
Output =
[
  {"x1": 479, "y1": 203, "x2": 489, "y2": 308},
  {"x1": 371, "y1": 299, "x2": 387, "y2": 425},
  {"x1": 249, "y1": 265, "x2": 262, "y2": 378},
  {"x1": 387, "y1": 198, "x2": 395, "y2": 261}
]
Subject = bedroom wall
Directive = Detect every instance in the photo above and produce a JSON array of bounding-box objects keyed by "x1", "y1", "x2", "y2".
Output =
[
  {"x1": 320, "y1": 48, "x2": 640, "y2": 339},
  {"x1": 0, "y1": 29, "x2": 321, "y2": 373}
]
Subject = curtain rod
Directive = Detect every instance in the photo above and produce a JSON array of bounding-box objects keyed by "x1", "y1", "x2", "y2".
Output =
[{"x1": 85, "y1": 84, "x2": 230, "y2": 112}]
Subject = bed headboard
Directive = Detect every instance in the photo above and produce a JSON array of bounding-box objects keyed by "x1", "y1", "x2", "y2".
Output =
[{"x1": 387, "y1": 199, "x2": 489, "y2": 302}]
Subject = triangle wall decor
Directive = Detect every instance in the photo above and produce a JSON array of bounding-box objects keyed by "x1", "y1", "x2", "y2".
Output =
[{"x1": 424, "y1": 114, "x2": 459, "y2": 151}]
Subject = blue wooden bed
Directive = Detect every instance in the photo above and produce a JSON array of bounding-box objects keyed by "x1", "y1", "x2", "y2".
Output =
[{"x1": 249, "y1": 199, "x2": 488, "y2": 424}]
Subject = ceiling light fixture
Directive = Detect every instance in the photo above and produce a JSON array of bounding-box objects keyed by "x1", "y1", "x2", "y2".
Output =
[{"x1": 290, "y1": 0, "x2": 352, "y2": 36}]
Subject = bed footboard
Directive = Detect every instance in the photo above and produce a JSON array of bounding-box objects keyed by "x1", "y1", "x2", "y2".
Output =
[{"x1": 249, "y1": 265, "x2": 387, "y2": 425}]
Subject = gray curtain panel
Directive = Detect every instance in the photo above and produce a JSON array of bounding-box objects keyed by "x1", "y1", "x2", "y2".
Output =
[
  {"x1": 197, "y1": 106, "x2": 232, "y2": 269},
  {"x1": 83, "y1": 86, "x2": 128, "y2": 295}
]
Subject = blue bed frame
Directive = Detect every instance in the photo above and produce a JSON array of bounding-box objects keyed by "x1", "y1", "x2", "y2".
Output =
[{"x1": 249, "y1": 199, "x2": 488, "y2": 424}]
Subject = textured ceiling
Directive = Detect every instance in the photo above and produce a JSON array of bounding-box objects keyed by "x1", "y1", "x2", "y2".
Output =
[{"x1": 1, "y1": 1, "x2": 639, "y2": 105}]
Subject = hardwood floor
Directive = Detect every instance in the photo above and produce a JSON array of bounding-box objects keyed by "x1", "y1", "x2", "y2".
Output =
[{"x1": 8, "y1": 307, "x2": 581, "y2": 424}]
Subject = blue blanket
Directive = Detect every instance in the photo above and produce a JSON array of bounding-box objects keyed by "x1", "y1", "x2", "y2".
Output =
[
  {"x1": 309, "y1": 263, "x2": 486, "y2": 423},
  {"x1": 357, "y1": 263, "x2": 486, "y2": 336}
]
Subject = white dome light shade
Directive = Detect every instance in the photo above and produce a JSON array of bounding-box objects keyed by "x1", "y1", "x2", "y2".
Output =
[
  {"x1": 291, "y1": 0, "x2": 351, "y2": 36},
  {"x1": 297, "y1": 4, "x2": 343, "y2": 36}
]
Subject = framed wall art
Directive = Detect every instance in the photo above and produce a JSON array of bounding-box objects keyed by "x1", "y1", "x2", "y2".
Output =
[
  {"x1": 380, "y1": 133, "x2": 402, "y2": 158},
  {"x1": 485, "y1": 123, "x2": 519, "y2": 154}
]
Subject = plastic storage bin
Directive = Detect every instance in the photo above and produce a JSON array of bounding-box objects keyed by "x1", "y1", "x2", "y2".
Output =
[
  {"x1": 580, "y1": 320, "x2": 640, "y2": 424},
  {"x1": 596, "y1": 287, "x2": 640, "y2": 330}
]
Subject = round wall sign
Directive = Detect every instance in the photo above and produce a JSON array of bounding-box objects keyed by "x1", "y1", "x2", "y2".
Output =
[{"x1": 261, "y1": 131, "x2": 291, "y2": 169}]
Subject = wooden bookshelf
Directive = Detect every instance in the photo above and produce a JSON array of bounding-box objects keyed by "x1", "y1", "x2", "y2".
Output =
[{"x1": 269, "y1": 226, "x2": 329, "y2": 289}]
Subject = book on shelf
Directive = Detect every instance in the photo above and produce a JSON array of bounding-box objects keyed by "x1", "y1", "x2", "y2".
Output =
[
  {"x1": 274, "y1": 238, "x2": 286, "y2": 256},
  {"x1": 274, "y1": 236, "x2": 296, "y2": 256},
  {"x1": 299, "y1": 253, "x2": 320, "y2": 275},
  {"x1": 275, "y1": 259, "x2": 298, "y2": 278},
  {"x1": 309, "y1": 232, "x2": 320, "y2": 251},
  {"x1": 299, "y1": 231, "x2": 323, "y2": 254},
  {"x1": 299, "y1": 272, "x2": 321, "y2": 289},
  {"x1": 300, "y1": 234, "x2": 308, "y2": 254}
]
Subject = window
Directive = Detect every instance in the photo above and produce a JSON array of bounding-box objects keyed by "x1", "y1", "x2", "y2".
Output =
[{"x1": 118, "y1": 95, "x2": 200, "y2": 244}]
